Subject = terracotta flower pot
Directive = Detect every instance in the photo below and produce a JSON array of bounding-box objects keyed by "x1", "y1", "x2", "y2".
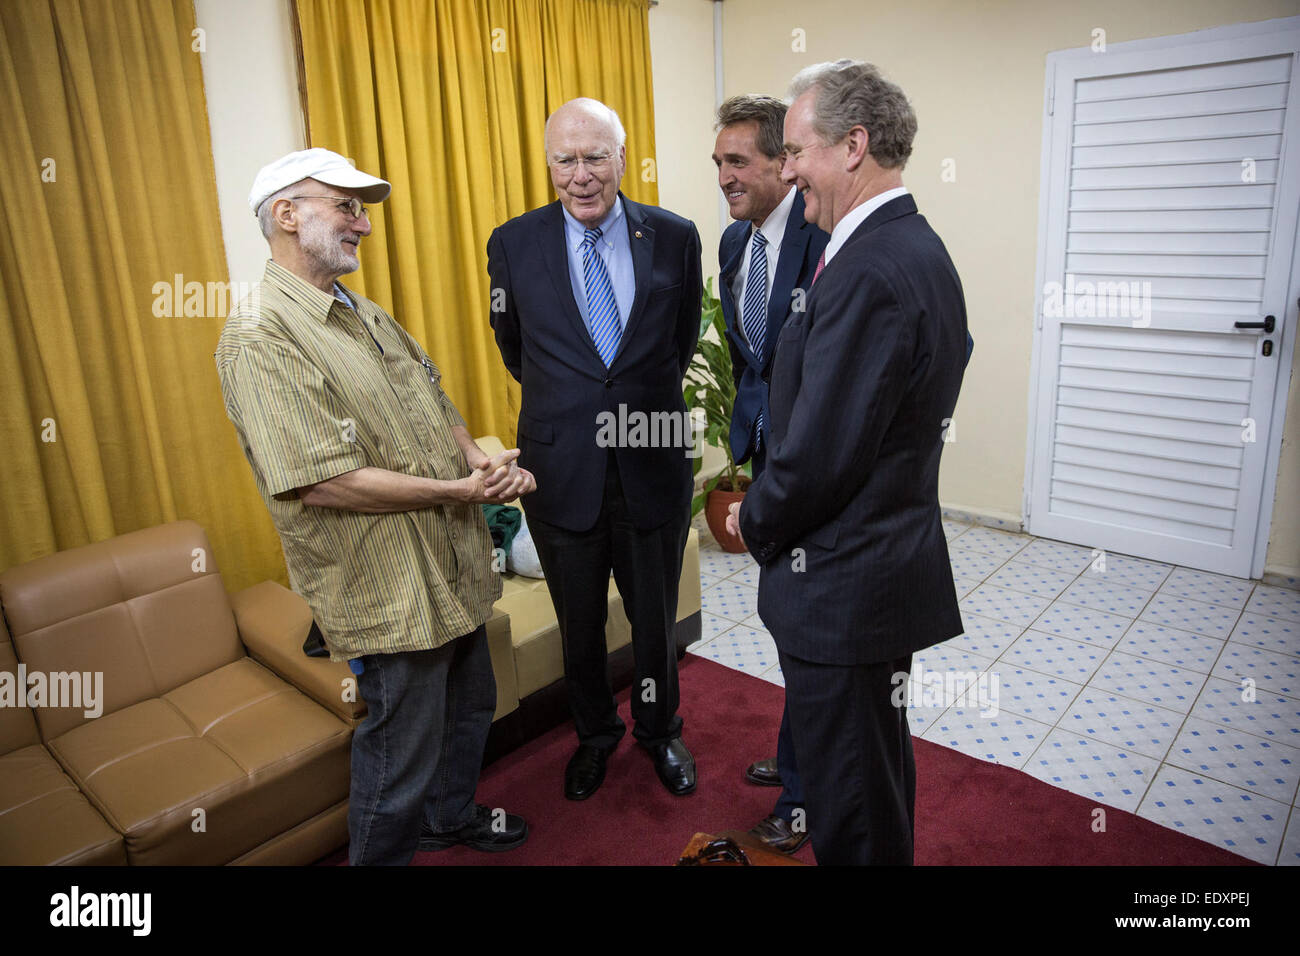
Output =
[{"x1": 705, "y1": 488, "x2": 748, "y2": 553}]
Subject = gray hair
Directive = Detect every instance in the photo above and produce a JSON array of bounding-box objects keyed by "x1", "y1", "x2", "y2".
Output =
[
  {"x1": 715, "y1": 95, "x2": 787, "y2": 160},
  {"x1": 256, "y1": 184, "x2": 297, "y2": 238},
  {"x1": 544, "y1": 97, "x2": 627, "y2": 155},
  {"x1": 788, "y1": 59, "x2": 916, "y2": 169}
]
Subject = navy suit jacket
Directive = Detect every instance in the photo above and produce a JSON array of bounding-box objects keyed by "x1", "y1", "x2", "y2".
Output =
[
  {"x1": 739, "y1": 195, "x2": 968, "y2": 664},
  {"x1": 488, "y1": 194, "x2": 702, "y2": 532},
  {"x1": 718, "y1": 190, "x2": 829, "y2": 465}
]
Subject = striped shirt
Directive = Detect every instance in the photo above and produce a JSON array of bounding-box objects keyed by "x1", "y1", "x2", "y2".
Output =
[{"x1": 215, "y1": 260, "x2": 501, "y2": 661}]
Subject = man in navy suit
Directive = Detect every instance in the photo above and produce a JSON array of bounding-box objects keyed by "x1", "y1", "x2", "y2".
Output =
[
  {"x1": 488, "y1": 98, "x2": 703, "y2": 801},
  {"x1": 728, "y1": 61, "x2": 969, "y2": 864},
  {"x1": 712, "y1": 95, "x2": 828, "y2": 854}
]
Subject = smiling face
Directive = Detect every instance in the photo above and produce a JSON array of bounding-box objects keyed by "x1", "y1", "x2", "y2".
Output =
[
  {"x1": 546, "y1": 104, "x2": 627, "y2": 228},
  {"x1": 292, "y1": 180, "x2": 371, "y2": 278},
  {"x1": 712, "y1": 120, "x2": 788, "y2": 227},
  {"x1": 781, "y1": 91, "x2": 841, "y2": 234}
]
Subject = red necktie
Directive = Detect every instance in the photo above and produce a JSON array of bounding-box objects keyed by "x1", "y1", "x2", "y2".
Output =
[{"x1": 812, "y1": 251, "x2": 826, "y2": 285}]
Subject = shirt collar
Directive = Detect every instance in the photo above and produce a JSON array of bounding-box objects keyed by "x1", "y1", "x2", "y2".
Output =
[
  {"x1": 752, "y1": 185, "x2": 796, "y2": 250},
  {"x1": 823, "y1": 186, "x2": 909, "y2": 265},
  {"x1": 263, "y1": 259, "x2": 352, "y2": 323},
  {"x1": 563, "y1": 196, "x2": 624, "y2": 252}
]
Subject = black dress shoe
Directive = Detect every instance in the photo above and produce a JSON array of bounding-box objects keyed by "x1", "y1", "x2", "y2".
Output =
[
  {"x1": 648, "y1": 738, "x2": 696, "y2": 795},
  {"x1": 745, "y1": 757, "x2": 782, "y2": 787},
  {"x1": 749, "y1": 813, "x2": 809, "y2": 854},
  {"x1": 419, "y1": 804, "x2": 528, "y2": 852},
  {"x1": 565, "y1": 743, "x2": 613, "y2": 800}
]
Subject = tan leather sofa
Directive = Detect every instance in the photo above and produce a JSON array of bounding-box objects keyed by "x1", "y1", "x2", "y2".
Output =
[
  {"x1": 0, "y1": 521, "x2": 358, "y2": 865},
  {"x1": 0, "y1": 441, "x2": 701, "y2": 865}
]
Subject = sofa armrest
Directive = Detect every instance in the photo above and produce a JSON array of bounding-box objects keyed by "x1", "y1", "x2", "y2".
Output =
[{"x1": 229, "y1": 581, "x2": 366, "y2": 726}]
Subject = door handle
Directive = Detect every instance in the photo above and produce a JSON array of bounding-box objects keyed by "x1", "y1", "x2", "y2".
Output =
[{"x1": 1234, "y1": 315, "x2": 1275, "y2": 333}]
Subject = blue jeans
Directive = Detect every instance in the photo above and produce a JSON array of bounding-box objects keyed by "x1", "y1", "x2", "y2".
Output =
[{"x1": 347, "y1": 625, "x2": 495, "y2": 866}]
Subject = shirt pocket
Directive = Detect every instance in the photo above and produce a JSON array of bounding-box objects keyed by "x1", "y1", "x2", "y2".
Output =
[{"x1": 382, "y1": 352, "x2": 459, "y2": 477}]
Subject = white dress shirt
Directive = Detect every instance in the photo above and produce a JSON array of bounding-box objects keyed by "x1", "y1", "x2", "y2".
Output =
[
  {"x1": 730, "y1": 185, "x2": 796, "y2": 349},
  {"x1": 822, "y1": 186, "x2": 909, "y2": 266}
]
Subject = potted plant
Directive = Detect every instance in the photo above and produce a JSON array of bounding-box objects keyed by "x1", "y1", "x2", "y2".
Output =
[{"x1": 684, "y1": 278, "x2": 751, "y2": 552}]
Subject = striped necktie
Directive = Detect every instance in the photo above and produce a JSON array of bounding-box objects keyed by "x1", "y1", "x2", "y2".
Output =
[
  {"x1": 741, "y1": 229, "x2": 769, "y2": 363},
  {"x1": 581, "y1": 227, "x2": 622, "y2": 367},
  {"x1": 741, "y1": 229, "x2": 769, "y2": 448}
]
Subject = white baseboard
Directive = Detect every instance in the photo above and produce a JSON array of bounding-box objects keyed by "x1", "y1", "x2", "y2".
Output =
[
  {"x1": 941, "y1": 505, "x2": 1300, "y2": 592},
  {"x1": 1262, "y1": 565, "x2": 1300, "y2": 591},
  {"x1": 940, "y1": 504, "x2": 1024, "y2": 534}
]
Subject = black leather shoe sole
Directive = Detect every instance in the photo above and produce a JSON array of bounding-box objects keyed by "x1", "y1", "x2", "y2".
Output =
[
  {"x1": 418, "y1": 824, "x2": 529, "y2": 853},
  {"x1": 565, "y1": 775, "x2": 604, "y2": 801},
  {"x1": 419, "y1": 809, "x2": 529, "y2": 852},
  {"x1": 660, "y1": 776, "x2": 696, "y2": 796},
  {"x1": 565, "y1": 745, "x2": 613, "y2": 801},
  {"x1": 749, "y1": 815, "x2": 809, "y2": 854},
  {"x1": 650, "y1": 740, "x2": 697, "y2": 796},
  {"x1": 744, "y1": 759, "x2": 782, "y2": 787}
]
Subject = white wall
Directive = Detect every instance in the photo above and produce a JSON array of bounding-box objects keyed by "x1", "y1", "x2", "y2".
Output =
[
  {"x1": 721, "y1": 0, "x2": 1300, "y2": 578},
  {"x1": 193, "y1": 0, "x2": 304, "y2": 289},
  {"x1": 649, "y1": 0, "x2": 725, "y2": 279},
  {"x1": 191, "y1": 0, "x2": 1298, "y2": 578},
  {"x1": 196, "y1": 0, "x2": 721, "y2": 289}
]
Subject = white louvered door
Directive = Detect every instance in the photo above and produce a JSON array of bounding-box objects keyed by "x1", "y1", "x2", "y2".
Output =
[{"x1": 1027, "y1": 26, "x2": 1300, "y2": 577}]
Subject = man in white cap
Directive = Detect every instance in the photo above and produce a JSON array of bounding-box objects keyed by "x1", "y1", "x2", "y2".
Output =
[{"x1": 216, "y1": 148, "x2": 534, "y2": 865}]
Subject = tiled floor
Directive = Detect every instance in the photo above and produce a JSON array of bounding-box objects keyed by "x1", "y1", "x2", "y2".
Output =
[{"x1": 685, "y1": 513, "x2": 1300, "y2": 865}]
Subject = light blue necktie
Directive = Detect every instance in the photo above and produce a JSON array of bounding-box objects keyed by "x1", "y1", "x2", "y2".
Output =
[
  {"x1": 741, "y1": 230, "x2": 769, "y2": 445},
  {"x1": 582, "y1": 227, "x2": 622, "y2": 367}
]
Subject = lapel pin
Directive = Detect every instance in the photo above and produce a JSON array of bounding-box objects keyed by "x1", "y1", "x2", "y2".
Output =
[{"x1": 635, "y1": 230, "x2": 643, "y2": 239}]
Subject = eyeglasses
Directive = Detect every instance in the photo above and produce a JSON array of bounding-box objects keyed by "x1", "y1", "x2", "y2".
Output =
[
  {"x1": 288, "y1": 195, "x2": 369, "y2": 221},
  {"x1": 548, "y1": 153, "x2": 613, "y2": 176}
]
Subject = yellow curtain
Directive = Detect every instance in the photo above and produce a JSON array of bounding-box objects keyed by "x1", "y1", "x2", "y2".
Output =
[
  {"x1": 0, "y1": 0, "x2": 287, "y2": 590},
  {"x1": 294, "y1": 0, "x2": 659, "y2": 443}
]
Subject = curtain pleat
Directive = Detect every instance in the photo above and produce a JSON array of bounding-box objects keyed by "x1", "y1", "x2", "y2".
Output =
[
  {"x1": 294, "y1": 0, "x2": 659, "y2": 444},
  {"x1": 0, "y1": 0, "x2": 288, "y2": 590}
]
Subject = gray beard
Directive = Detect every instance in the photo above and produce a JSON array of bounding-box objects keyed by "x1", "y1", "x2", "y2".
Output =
[{"x1": 299, "y1": 213, "x2": 359, "y2": 276}]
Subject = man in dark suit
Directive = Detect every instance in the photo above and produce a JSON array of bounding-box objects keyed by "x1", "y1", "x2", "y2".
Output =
[
  {"x1": 728, "y1": 60, "x2": 969, "y2": 864},
  {"x1": 712, "y1": 94, "x2": 828, "y2": 854},
  {"x1": 488, "y1": 97, "x2": 703, "y2": 801}
]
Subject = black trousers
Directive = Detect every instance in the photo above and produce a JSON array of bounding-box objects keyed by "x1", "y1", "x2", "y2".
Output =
[
  {"x1": 750, "y1": 442, "x2": 806, "y2": 822},
  {"x1": 778, "y1": 648, "x2": 916, "y2": 865},
  {"x1": 528, "y1": 457, "x2": 689, "y2": 750}
]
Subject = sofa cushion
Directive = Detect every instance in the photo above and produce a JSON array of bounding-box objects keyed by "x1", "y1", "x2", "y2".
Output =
[
  {"x1": 0, "y1": 744, "x2": 124, "y2": 865},
  {"x1": 498, "y1": 581, "x2": 634, "y2": 699},
  {"x1": 483, "y1": 608, "x2": 519, "y2": 720},
  {"x1": 0, "y1": 619, "x2": 39, "y2": 755},
  {"x1": 0, "y1": 521, "x2": 245, "y2": 739},
  {"x1": 677, "y1": 529, "x2": 702, "y2": 618},
  {"x1": 48, "y1": 657, "x2": 351, "y2": 865}
]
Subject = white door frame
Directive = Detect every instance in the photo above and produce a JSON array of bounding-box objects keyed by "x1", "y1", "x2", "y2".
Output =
[{"x1": 1025, "y1": 15, "x2": 1300, "y2": 579}]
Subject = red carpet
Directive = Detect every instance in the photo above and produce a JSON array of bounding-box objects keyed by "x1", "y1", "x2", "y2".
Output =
[{"x1": 322, "y1": 655, "x2": 1256, "y2": 866}]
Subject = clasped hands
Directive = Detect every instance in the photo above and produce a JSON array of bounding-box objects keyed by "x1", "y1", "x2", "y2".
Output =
[
  {"x1": 463, "y1": 448, "x2": 536, "y2": 504},
  {"x1": 725, "y1": 500, "x2": 745, "y2": 549}
]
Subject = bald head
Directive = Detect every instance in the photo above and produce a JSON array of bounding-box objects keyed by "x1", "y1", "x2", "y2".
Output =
[
  {"x1": 545, "y1": 97, "x2": 628, "y2": 228},
  {"x1": 544, "y1": 97, "x2": 626, "y2": 156}
]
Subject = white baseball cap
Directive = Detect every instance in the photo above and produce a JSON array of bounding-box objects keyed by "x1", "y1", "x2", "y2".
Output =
[{"x1": 248, "y1": 147, "x2": 391, "y2": 215}]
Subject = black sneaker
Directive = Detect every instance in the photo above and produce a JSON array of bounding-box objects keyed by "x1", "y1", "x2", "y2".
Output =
[{"x1": 418, "y1": 804, "x2": 529, "y2": 852}]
